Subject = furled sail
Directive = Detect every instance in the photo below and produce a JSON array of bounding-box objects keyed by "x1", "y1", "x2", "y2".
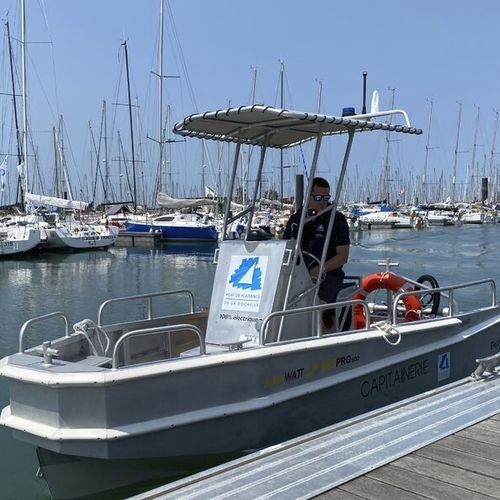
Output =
[
  {"x1": 157, "y1": 192, "x2": 217, "y2": 209},
  {"x1": 25, "y1": 192, "x2": 89, "y2": 210}
]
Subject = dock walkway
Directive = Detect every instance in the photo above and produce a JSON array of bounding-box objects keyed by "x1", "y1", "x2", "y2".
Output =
[{"x1": 129, "y1": 372, "x2": 500, "y2": 500}]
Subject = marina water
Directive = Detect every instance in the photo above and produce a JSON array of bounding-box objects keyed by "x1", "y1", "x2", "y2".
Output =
[{"x1": 1, "y1": 225, "x2": 499, "y2": 499}]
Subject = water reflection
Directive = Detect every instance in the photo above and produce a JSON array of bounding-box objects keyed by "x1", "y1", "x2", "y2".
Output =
[{"x1": 158, "y1": 241, "x2": 218, "y2": 257}]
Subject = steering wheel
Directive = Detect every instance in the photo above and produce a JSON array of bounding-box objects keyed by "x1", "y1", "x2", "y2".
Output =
[
  {"x1": 415, "y1": 274, "x2": 440, "y2": 316},
  {"x1": 301, "y1": 251, "x2": 326, "y2": 284}
]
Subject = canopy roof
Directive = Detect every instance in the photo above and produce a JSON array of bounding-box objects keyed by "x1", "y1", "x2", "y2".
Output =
[{"x1": 173, "y1": 105, "x2": 422, "y2": 148}]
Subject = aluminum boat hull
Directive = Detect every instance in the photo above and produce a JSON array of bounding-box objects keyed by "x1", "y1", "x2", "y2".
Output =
[{"x1": 2, "y1": 309, "x2": 499, "y2": 498}]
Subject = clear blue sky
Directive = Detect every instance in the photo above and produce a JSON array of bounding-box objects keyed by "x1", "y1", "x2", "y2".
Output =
[{"x1": 1, "y1": 0, "x2": 500, "y2": 205}]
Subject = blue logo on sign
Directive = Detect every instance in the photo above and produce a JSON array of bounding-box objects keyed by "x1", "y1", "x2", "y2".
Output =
[
  {"x1": 439, "y1": 353, "x2": 449, "y2": 370},
  {"x1": 437, "y1": 352, "x2": 450, "y2": 381},
  {"x1": 229, "y1": 257, "x2": 262, "y2": 291}
]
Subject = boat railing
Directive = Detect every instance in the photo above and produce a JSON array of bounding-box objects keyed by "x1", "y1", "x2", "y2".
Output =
[
  {"x1": 287, "y1": 281, "x2": 322, "y2": 308},
  {"x1": 111, "y1": 323, "x2": 205, "y2": 369},
  {"x1": 97, "y1": 289, "x2": 195, "y2": 326},
  {"x1": 19, "y1": 311, "x2": 70, "y2": 353},
  {"x1": 259, "y1": 299, "x2": 371, "y2": 345},
  {"x1": 392, "y1": 278, "x2": 497, "y2": 321}
]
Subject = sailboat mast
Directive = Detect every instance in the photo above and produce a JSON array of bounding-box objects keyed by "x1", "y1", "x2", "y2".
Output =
[
  {"x1": 103, "y1": 100, "x2": 109, "y2": 204},
  {"x1": 6, "y1": 20, "x2": 24, "y2": 204},
  {"x1": 469, "y1": 105, "x2": 480, "y2": 201},
  {"x1": 20, "y1": 0, "x2": 28, "y2": 202},
  {"x1": 166, "y1": 105, "x2": 173, "y2": 196},
  {"x1": 251, "y1": 66, "x2": 257, "y2": 104},
  {"x1": 158, "y1": 0, "x2": 165, "y2": 195},
  {"x1": 382, "y1": 88, "x2": 395, "y2": 205},
  {"x1": 422, "y1": 98, "x2": 434, "y2": 205},
  {"x1": 280, "y1": 60, "x2": 284, "y2": 209},
  {"x1": 316, "y1": 80, "x2": 323, "y2": 113},
  {"x1": 6, "y1": 21, "x2": 23, "y2": 167},
  {"x1": 52, "y1": 126, "x2": 59, "y2": 197},
  {"x1": 451, "y1": 102, "x2": 462, "y2": 204},
  {"x1": 488, "y1": 110, "x2": 498, "y2": 202},
  {"x1": 122, "y1": 41, "x2": 137, "y2": 210},
  {"x1": 58, "y1": 117, "x2": 74, "y2": 201}
]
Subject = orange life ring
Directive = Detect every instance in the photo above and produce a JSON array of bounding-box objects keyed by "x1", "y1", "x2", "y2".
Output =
[{"x1": 353, "y1": 272, "x2": 421, "y2": 329}]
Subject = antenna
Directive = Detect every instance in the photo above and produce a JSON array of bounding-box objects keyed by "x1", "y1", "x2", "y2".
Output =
[{"x1": 362, "y1": 71, "x2": 368, "y2": 114}]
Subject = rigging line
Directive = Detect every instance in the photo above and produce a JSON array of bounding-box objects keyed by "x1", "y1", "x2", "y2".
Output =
[
  {"x1": 88, "y1": 123, "x2": 99, "y2": 204},
  {"x1": 38, "y1": 0, "x2": 61, "y2": 118},
  {"x1": 166, "y1": 1, "x2": 197, "y2": 111},
  {"x1": 283, "y1": 68, "x2": 295, "y2": 110},
  {"x1": 60, "y1": 119, "x2": 85, "y2": 195},
  {"x1": 106, "y1": 46, "x2": 126, "y2": 177},
  {"x1": 165, "y1": 4, "x2": 218, "y2": 197},
  {"x1": 273, "y1": 71, "x2": 280, "y2": 108}
]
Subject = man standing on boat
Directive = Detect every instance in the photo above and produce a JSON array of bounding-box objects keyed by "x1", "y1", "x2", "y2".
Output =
[{"x1": 283, "y1": 177, "x2": 350, "y2": 328}]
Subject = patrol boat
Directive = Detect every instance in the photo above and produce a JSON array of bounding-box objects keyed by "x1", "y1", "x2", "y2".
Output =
[{"x1": 1, "y1": 101, "x2": 500, "y2": 499}]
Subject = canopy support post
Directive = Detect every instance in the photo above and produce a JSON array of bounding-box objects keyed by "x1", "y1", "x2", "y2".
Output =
[
  {"x1": 245, "y1": 144, "x2": 267, "y2": 240},
  {"x1": 313, "y1": 129, "x2": 355, "y2": 309},
  {"x1": 277, "y1": 132, "x2": 323, "y2": 342},
  {"x1": 222, "y1": 142, "x2": 241, "y2": 240}
]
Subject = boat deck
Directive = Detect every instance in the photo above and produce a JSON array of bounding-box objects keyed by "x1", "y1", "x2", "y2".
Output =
[{"x1": 128, "y1": 371, "x2": 500, "y2": 500}]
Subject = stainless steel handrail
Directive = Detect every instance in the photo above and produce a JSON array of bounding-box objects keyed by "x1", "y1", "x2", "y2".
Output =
[
  {"x1": 111, "y1": 323, "x2": 205, "y2": 369},
  {"x1": 19, "y1": 311, "x2": 70, "y2": 353},
  {"x1": 287, "y1": 281, "x2": 322, "y2": 308},
  {"x1": 392, "y1": 278, "x2": 497, "y2": 321},
  {"x1": 98, "y1": 289, "x2": 195, "y2": 326},
  {"x1": 260, "y1": 299, "x2": 370, "y2": 345}
]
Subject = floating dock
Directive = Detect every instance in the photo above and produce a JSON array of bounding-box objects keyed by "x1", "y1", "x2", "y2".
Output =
[
  {"x1": 129, "y1": 371, "x2": 500, "y2": 499},
  {"x1": 115, "y1": 231, "x2": 162, "y2": 247}
]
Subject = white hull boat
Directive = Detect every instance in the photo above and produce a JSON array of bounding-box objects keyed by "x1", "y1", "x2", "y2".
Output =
[
  {"x1": 40, "y1": 214, "x2": 119, "y2": 250},
  {"x1": 358, "y1": 211, "x2": 414, "y2": 229},
  {"x1": 461, "y1": 209, "x2": 494, "y2": 224},
  {"x1": 25, "y1": 195, "x2": 118, "y2": 250},
  {"x1": 426, "y1": 209, "x2": 456, "y2": 226},
  {"x1": 43, "y1": 223, "x2": 119, "y2": 250},
  {"x1": 2, "y1": 103, "x2": 500, "y2": 499},
  {"x1": 0, "y1": 222, "x2": 45, "y2": 256}
]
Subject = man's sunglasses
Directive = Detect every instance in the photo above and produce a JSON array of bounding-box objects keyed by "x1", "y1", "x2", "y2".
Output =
[{"x1": 311, "y1": 194, "x2": 331, "y2": 201}]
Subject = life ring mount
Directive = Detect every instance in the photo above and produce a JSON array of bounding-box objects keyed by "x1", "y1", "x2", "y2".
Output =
[{"x1": 353, "y1": 272, "x2": 421, "y2": 329}]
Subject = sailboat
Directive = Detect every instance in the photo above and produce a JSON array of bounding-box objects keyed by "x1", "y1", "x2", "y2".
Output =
[
  {"x1": 26, "y1": 193, "x2": 119, "y2": 250},
  {"x1": 124, "y1": 8, "x2": 218, "y2": 243},
  {"x1": 17, "y1": 41, "x2": 117, "y2": 252},
  {"x1": 0, "y1": 11, "x2": 45, "y2": 257},
  {"x1": 124, "y1": 192, "x2": 218, "y2": 241},
  {"x1": 0, "y1": 215, "x2": 45, "y2": 256}
]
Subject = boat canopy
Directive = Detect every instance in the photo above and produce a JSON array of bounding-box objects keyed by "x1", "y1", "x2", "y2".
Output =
[
  {"x1": 157, "y1": 192, "x2": 217, "y2": 209},
  {"x1": 173, "y1": 105, "x2": 422, "y2": 148},
  {"x1": 25, "y1": 192, "x2": 89, "y2": 211}
]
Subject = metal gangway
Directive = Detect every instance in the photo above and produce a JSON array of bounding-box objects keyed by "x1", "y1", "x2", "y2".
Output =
[{"x1": 129, "y1": 357, "x2": 500, "y2": 500}]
